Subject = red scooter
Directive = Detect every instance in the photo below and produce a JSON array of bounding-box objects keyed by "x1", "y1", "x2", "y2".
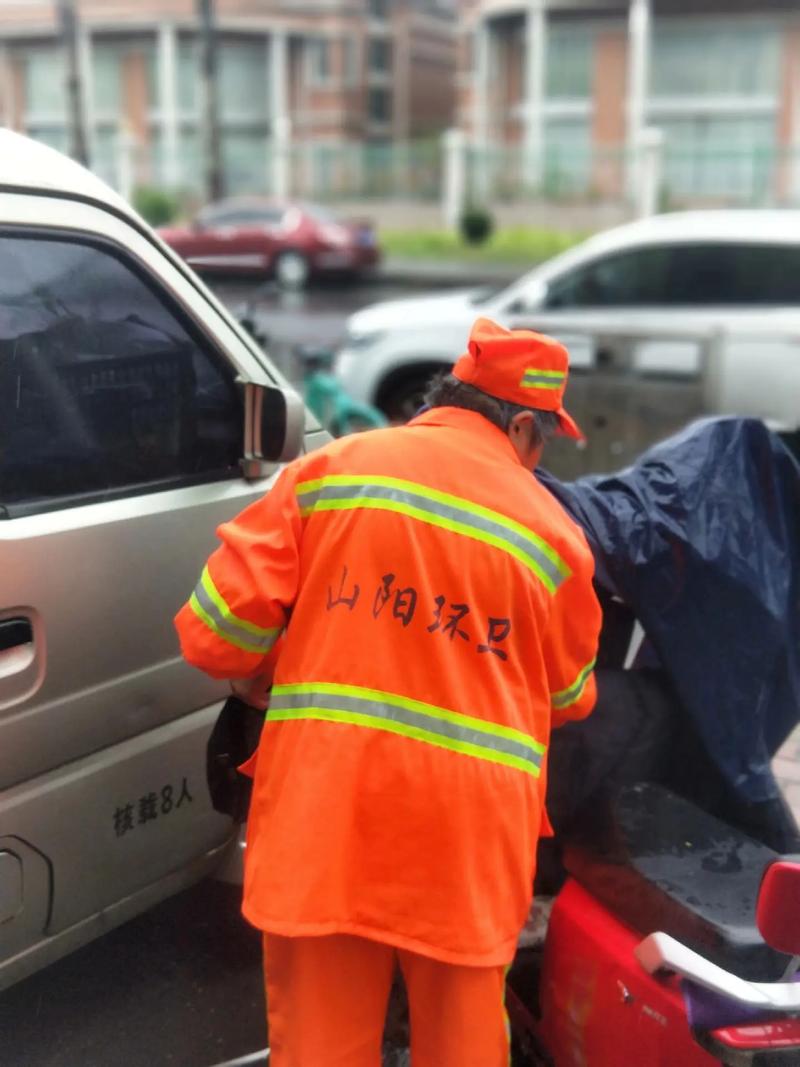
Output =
[{"x1": 508, "y1": 774, "x2": 800, "y2": 1066}]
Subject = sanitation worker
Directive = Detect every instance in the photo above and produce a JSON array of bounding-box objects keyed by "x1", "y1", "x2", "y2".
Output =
[{"x1": 175, "y1": 316, "x2": 601, "y2": 1067}]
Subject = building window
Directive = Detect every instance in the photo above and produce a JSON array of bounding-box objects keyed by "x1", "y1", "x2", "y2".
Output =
[
  {"x1": 368, "y1": 88, "x2": 392, "y2": 124},
  {"x1": 660, "y1": 115, "x2": 775, "y2": 200},
  {"x1": 145, "y1": 47, "x2": 160, "y2": 112},
  {"x1": 651, "y1": 24, "x2": 779, "y2": 98},
  {"x1": 92, "y1": 44, "x2": 123, "y2": 120},
  {"x1": 308, "y1": 38, "x2": 332, "y2": 86},
  {"x1": 460, "y1": 31, "x2": 474, "y2": 76},
  {"x1": 221, "y1": 131, "x2": 268, "y2": 195},
  {"x1": 368, "y1": 38, "x2": 392, "y2": 75},
  {"x1": 546, "y1": 25, "x2": 592, "y2": 100},
  {"x1": 91, "y1": 126, "x2": 119, "y2": 189},
  {"x1": 343, "y1": 38, "x2": 359, "y2": 85},
  {"x1": 177, "y1": 38, "x2": 199, "y2": 114},
  {"x1": 24, "y1": 47, "x2": 65, "y2": 120},
  {"x1": 219, "y1": 40, "x2": 268, "y2": 120},
  {"x1": 543, "y1": 118, "x2": 591, "y2": 195},
  {"x1": 368, "y1": 0, "x2": 389, "y2": 21}
]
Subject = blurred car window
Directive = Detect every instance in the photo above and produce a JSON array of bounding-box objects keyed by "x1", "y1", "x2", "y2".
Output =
[
  {"x1": 199, "y1": 206, "x2": 285, "y2": 228},
  {"x1": 300, "y1": 203, "x2": 338, "y2": 224},
  {"x1": 545, "y1": 246, "x2": 672, "y2": 307},
  {"x1": 663, "y1": 244, "x2": 800, "y2": 304},
  {"x1": 0, "y1": 233, "x2": 242, "y2": 514},
  {"x1": 545, "y1": 242, "x2": 800, "y2": 309}
]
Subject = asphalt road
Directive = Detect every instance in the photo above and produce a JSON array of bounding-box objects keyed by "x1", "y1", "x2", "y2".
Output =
[
  {"x1": 0, "y1": 276, "x2": 431, "y2": 1067},
  {"x1": 0, "y1": 880, "x2": 266, "y2": 1067}
]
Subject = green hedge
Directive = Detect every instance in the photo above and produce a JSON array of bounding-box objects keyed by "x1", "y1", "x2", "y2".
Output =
[
  {"x1": 381, "y1": 226, "x2": 587, "y2": 265},
  {"x1": 132, "y1": 186, "x2": 180, "y2": 228}
]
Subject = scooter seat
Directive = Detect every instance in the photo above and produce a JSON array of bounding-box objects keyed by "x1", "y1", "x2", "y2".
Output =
[{"x1": 563, "y1": 782, "x2": 791, "y2": 981}]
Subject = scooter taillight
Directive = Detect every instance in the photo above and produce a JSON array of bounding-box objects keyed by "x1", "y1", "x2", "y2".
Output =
[{"x1": 699, "y1": 1019, "x2": 800, "y2": 1064}]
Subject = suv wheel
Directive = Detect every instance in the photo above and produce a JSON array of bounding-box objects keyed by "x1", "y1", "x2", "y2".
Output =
[{"x1": 381, "y1": 372, "x2": 440, "y2": 424}]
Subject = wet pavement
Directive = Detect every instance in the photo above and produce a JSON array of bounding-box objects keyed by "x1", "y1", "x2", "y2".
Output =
[{"x1": 0, "y1": 881, "x2": 266, "y2": 1067}]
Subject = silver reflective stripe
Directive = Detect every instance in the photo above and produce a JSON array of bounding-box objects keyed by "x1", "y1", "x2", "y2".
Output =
[
  {"x1": 192, "y1": 573, "x2": 279, "y2": 654},
  {"x1": 268, "y1": 686, "x2": 545, "y2": 776},
  {"x1": 297, "y1": 482, "x2": 568, "y2": 593}
]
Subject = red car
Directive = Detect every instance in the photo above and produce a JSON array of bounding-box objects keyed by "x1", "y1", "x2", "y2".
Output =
[{"x1": 158, "y1": 199, "x2": 381, "y2": 288}]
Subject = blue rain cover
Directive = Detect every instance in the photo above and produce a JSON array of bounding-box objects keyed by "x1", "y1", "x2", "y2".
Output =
[{"x1": 538, "y1": 418, "x2": 800, "y2": 803}]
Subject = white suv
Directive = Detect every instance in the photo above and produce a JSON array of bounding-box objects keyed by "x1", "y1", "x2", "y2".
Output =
[{"x1": 334, "y1": 211, "x2": 800, "y2": 476}]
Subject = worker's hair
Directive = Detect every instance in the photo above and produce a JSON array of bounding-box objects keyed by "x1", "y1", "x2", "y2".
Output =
[{"x1": 424, "y1": 373, "x2": 561, "y2": 447}]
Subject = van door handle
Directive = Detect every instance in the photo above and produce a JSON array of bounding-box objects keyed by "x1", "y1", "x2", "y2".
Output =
[{"x1": 0, "y1": 618, "x2": 33, "y2": 652}]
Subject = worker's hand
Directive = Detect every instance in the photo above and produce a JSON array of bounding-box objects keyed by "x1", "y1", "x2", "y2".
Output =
[{"x1": 230, "y1": 675, "x2": 271, "y2": 711}]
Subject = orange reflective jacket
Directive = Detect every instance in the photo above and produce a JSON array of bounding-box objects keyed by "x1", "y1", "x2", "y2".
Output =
[{"x1": 175, "y1": 407, "x2": 601, "y2": 966}]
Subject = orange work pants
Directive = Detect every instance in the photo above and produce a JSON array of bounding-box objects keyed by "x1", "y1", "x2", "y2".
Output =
[{"x1": 263, "y1": 933, "x2": 510, "y2": 1067}]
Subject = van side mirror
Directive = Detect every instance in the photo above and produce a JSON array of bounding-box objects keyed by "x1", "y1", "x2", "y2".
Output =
[
  {"x1": 757, "y1": 857, "x2": 800, "y2": 958},
  {"x1": 240, "y1": 380, "x2": 305, "y2": 477}
]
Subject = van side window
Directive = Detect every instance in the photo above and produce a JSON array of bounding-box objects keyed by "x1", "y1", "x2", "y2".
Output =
[
  {"x1": 545, "y1": 243, "x2": 800, "y2": 309},
  {"x1": 0, "y1": 233, "x2": 242, "y2": 513}
]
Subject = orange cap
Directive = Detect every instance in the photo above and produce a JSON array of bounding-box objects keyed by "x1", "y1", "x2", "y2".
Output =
[{"x1": 452, "y1": 317, "x2": 583, "y2": 440}]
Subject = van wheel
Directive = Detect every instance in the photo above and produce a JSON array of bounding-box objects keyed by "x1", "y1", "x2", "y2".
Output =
[{"x1": 274, "y1": 251, "x2": 309, "y2": 289}]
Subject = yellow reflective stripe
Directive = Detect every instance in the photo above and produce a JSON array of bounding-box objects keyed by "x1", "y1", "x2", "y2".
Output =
[
  {"x1": 520, "y1": 379, "x2": 563, "y2": 391},
  {"x1": 267, "y1": 706, "x2": 541, "y2": 776},
  {"x1": 299, "y1": 496, "x2": 561, "y2": 594},
  {"x1": 199, "y1": 567, "x2": 276, "y2": 639},
  {"x1": 270, "y1": 682, "x2": 546, "y2": 776},
  {"x1": 188, "y1": 566, "x2": 282, "y2": 655},
  {"x1": 520, "y1": 368, "x2": 566, "y2": 390},
  {"x1": 551, "y1": 657, "x2": 596, "y2": 710},
  {"x1": 273, "y1": 680, "x2": 545, "y2": 752},
  {"x1": 295, "y1": 474, "x2": 570, "y2": 594},
  {"x1": 188, "y1": 593, "x2": 272, "y2": 655},
  {"x1": 297, "y1": 475, "x2": 569, "y2": 576}
]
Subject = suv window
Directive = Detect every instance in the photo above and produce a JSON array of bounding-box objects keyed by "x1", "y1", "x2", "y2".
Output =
[
  {"x1": 660, "y1": 244, "x2": 800, "y2": 305},
  {"x1": 544, "y1": 247, "x2": 671, "y2": 308},
  {"x1": 0, "y1": 232, "x2": 242, "y2": 515},
  {"x1": 545, "y1": 243, "x2": 800, "y2": 309}
]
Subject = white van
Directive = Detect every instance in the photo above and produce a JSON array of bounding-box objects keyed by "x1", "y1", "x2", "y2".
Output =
[{"x1": 0, "y1": 132, "x2": 323, "y2": 989}]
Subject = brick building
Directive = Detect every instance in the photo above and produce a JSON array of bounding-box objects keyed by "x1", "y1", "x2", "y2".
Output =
[
  {"x1": 457, "y1": 0, "x2": 800, "y2": 204},
  {"x1": 0, "y1": 0, "x2": 457, "y2": 195}
]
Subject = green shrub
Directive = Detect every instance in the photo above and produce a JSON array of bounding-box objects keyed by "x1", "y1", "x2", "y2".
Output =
[
  {"x1": 132, "y1": 186, "x2": 179, "y2": 227},
  {"x1": 380, "y1": 226, "x2": 587, "y2": 265},
  {"x1": 459, "y1": 205, "x2": 494, "y2": 246}
]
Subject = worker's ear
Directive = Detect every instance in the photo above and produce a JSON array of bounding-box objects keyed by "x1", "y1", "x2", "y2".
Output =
[
  {"x1": 507, "y1": 411, "x2": 544, "y2": 469},
  {"x1": 508, "y1": 410, "x2": 535, "y2": 441}
]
